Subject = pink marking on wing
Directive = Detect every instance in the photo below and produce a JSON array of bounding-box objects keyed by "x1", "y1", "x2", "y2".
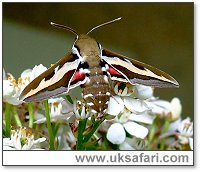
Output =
[
  {"x1": 72, "y1": 71, "x2": 86, "y2": 82},
  {"x1": 107, "y1": 67, "x2": 121, "y2": 75}
]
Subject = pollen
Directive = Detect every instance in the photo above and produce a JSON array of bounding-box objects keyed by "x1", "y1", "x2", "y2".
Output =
[
  {"x1": 53, "y1": 102, "x2": 59, "y2": 107},
  {"x1": 8, "y1": 74, "x2": 19, "y2": 88},
  {"x1": 50, "y1": 64, "x2": 55, "y2": 67},
  {"x1": 119, "y1": 89, "x2": 123, "y2": 93}
]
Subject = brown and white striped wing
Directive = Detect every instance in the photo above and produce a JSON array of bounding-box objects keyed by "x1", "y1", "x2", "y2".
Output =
[
  {"x1": 19, "y1": 53, "x2": 82, "y2": 102},
  {"x1": 101, "y1": 49, "x2": 179, "y2": 88}
]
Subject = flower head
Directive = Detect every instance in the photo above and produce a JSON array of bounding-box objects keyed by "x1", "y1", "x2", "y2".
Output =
[
  {"x1": 146, "y1": 97, "x2": 182, "y2": 121},
  {"x1": 3, "y1": 64, "x2": 47, "y2": 105},
  {"x1": 35, "y1": 97, "x2": 73, "y2": 124},
  {"x1": 177, "y1": 117, "x2": 193, "y2": 148},
  {"x1": 74, "y1": 100, "x2": 91, "y2": 120},
  {"x1": 3, "y1": 73, "x2": 22, "y2": 105},
  {"x1": 106, "y1": 83, "x2": 155, "y2": 145},
  {"x1": 3, "y1": 127, "x2": 46, "y2": 150},
  {"x1": 167, "y1": 117, "x2": 193, "y2": 150}
]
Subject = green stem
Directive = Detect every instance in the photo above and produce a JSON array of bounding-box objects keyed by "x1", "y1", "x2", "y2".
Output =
[
  {"x1": 77, "y1": 119, "x2": 87, "y2": 150},
  {"x1": 148, "y1": 117, "x2": 158, "y2": 146},
  {"x1": 44, "y1": 100, "x2": 55, "y2": 150},
  {"x1": 27, "y1": 103, "x2": 34, "y2": 128},
  {"x1": 5, "y1": 103, "x2": 12, "y2": 137},
  {"x1": 83, "y1": 118, "x2": 104, "y2": 143},
  {"x1": 12, "y1": 106, "x2": 22, "y2": 127},
  {"x1": 160, "y1": 120, "x2": 170, "y2": 150},
  {"x1": 148, "y1": 125, "x2": 156, "y2": 143},
  {"x1": 65, "y1": 95, "x2": 73, "y2": 104},
  {"x1": 52, "y1": 123, "x2": 60, "y2": 137}
]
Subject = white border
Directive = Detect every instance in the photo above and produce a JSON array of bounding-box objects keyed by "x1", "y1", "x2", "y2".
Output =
[
  {"x1": 1, "y1": 0, "x2": 198, "y2": 169},
  {"x1": 3, "y1": 151, "x2": 193, "y2": 166}
]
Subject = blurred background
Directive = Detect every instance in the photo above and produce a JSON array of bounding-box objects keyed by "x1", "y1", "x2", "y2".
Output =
[{"x1": 3, "y1": 3, "x2": 193, "y2": 119}]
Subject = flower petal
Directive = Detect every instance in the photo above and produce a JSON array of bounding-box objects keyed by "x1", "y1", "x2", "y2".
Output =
[
  {"x1": 61, "y1": 100, "x2": 74, "y2": 114},
  {"x1": 107, "y1": 123, "x2": 126, "y2": 144},
  {"x1": 3, "y1": 138, "x2": 13, "y2": 147},
  {"x1": 32, "y1": 64, "x2": 47, "y2": 78},
  {"x1": 107, "y1": 96, "x2": 124, "y2": 116},
  {"x1": 170, "y1": 97, "x2": 182, "y2": 121},
  {"x1": 123, "y1": 122, "x2": 148, "y2": 139},
  {"x1": 124, "y1": 97, "x2": 149, "y2": 113},
  {"x1": 129, "y1": 113, "x2": 155, "y2": 124},
  {"x1": 146, "y1": 101, "x2": 170, "y2": 115},
  {"x1": 134, "y1": 85, "x2": 153, "y2": 100},
  {"x1": 119, "y1": 141, "x2": 135, "y2": 150},
  {"x1": 34, "y1": 118, "x2": 47, "y2": 124},
  {"x1": 168, "y1": 118, "x2": 181, "y2": 132},
  {"x1": 33, "y1": 137, "x2": 46, "y2": 145},
  {"x1": 3, "y1": 80, "x2": 16, "y2": 98}
]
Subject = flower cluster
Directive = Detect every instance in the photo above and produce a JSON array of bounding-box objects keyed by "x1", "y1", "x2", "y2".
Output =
[
  {"x1": 3, "y1": 64, "x2": 47, "y2": 105},
  {"x1": 3, "y1": 65, "x2": 193, "y2": 150},
  {"x1": 3, "y1": 127, "x2": 46, "y2": 150}
]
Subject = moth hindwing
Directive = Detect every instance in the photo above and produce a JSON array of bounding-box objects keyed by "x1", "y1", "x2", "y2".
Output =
[{"x1": 20, "y1": 18, "x2": 179, "y2": 116}]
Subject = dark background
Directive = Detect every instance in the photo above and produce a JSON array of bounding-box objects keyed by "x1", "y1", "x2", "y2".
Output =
[{"x1": 3, "y1": 3, "x2": 193, "y2": 118}]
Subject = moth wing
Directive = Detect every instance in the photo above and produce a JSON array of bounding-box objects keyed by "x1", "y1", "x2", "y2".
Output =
[
  {"x1": 20, "y1": 53, "x2": 82, "y2": 102},
  {"x1": 101, "y1": 49, "x2": 179, "y2": 88}
]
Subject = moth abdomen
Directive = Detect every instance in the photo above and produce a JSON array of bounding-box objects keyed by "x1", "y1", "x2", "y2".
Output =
[
  {"x1": 81, "y1": 62, "x2": 111, "y2": 115},
  {"x1": 83, "y1": 91, "x2": 110, "y2": 114}
]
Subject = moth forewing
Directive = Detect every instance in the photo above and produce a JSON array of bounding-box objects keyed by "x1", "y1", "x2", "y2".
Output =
[
  {"x1": 19, "y1": 53, "x2": 81, "y2": 102},
  {"x1": 101, "y1": 49, "x2": 179, "y2": 88}
]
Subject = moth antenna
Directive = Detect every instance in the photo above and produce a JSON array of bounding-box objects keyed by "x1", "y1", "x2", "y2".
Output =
[
  {"x1": 50, "y1": 22, "x2": 79, "y2": 37},
  {"x1": 87, "y1": 17, "x2": 122, "y2": 35}
]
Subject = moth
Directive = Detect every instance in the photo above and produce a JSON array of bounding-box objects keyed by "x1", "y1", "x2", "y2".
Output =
[{"x1": 20, "y1": 17, "x2": 179, "y2": 116}]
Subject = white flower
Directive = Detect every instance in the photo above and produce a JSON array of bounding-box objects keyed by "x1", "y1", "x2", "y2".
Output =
[
  {"x1": 133, "y1": 85, "x2": 154, "y2": 100},
  {"x1": 107, "y1": 123, "x2": 126, "y2": 144},
  {"x1": 106, "y1": 112, "x2": 153, "y2": 144},
  {"x1": 170, "y1": 98, "x2": 182, "y2": 121},
  {"x1": 177, "y1": 117, "x2": 193, "y2": 145},
  {"x1": 3, "y1": 74, "x2": 22, "y2": 105},
  {"x1": 107, "y1": 96, "x2": 151, "y2": 116},
  {"x1": 114, "y1": 83, "x2": 134, "y2": 96},
  {"x1": 107, "y1": 83, "x2": 154, "y2": 116},
  {"x1": 74, "y1": 100, "x2": 91, "y2": 120},
  {"x1": 113, "y1": 83, "x2": 154, "y2": 100},
  {"x1": 119, "y1": 137, "x2": 147, "y2": 150},
  {"x1": 57, "y1": 126, "x2": 76, "y2": 150},
  {"x1": 18, "y1": 64, "x2": 47, "y2": 91},
  {"x1": 35, "y1": 98, "x2": 73, "y2": 124},
  {"x1": 167, "y1": 117, "x2": 193, "y2": 150},
  {"x1": 146, "y1": 97, "x2": 182, "y2": 121},
  {"x1": 3, "y1": 64, "x2": 47, "y2": 105},
  {"x1": 106, "y1": 83, "x2": 155, "y2": 145},
  {"x1": 3, "y1": 127, "x2": 46, "y2": 150}
]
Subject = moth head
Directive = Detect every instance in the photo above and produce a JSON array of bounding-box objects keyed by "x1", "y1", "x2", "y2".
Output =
[
  {"x1": 50, "y1": 17, "x2": 122, "y2": 60},
  {"x1": 72, "y1": 34, "x2": 100, "y2": 60}
]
